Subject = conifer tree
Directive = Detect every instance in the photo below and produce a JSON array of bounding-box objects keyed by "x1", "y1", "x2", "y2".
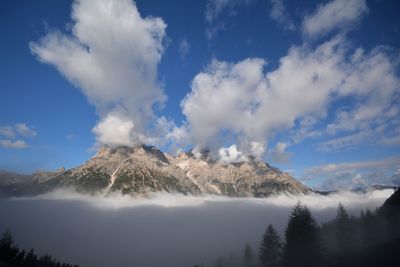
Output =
[
  {"x1": 0, "y1": 229, "x2": 19, "y2": 262},
  {"x1": 243, "y1": 243, "x2": 254, "y2": 267},
  {"x1": 283, "y1": 202, "x2": 322, "y2": 267},
  {"x1": 259, "y1": 224, "x2": 282, "y2": 267},
  {"x1": 335, "y1": 203, "x2": 352, "y2": 250}
]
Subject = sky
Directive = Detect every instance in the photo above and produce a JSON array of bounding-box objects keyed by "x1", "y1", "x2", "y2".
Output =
[{"x1": 0, "y1": 0, "x2": 399, "y2": 190}]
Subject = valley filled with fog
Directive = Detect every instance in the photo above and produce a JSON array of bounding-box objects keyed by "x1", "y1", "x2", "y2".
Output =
[{"x1": 0, "y1": 189, "x2": 393, "y2": 267}]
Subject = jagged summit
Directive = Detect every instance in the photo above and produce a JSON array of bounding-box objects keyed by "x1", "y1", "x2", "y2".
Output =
[{"x1": 2, "y1": 145, "x2": 310, "y2": 197}]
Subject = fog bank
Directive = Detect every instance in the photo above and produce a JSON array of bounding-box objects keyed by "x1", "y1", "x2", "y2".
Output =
[{"x1": 0, "y1": 189, "x2": 393, "y2": 267}]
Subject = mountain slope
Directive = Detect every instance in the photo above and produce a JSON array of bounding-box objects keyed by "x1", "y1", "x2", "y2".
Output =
[{"x1": 3, "y1": 145, "x2": 310, "y2": 197}]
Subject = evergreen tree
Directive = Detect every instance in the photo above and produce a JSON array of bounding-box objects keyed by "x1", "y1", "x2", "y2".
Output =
[
  {"x1": 335, "y1": 203, "x2": 352, "y2": 250},
  {"x1": 243, "y1": 243, "x2": 254, "y2": 267},
  {"x1": 259, "y1": 224, "x2": 282, "y2": 267},
  {"x1": 283, "y1": 202, "x2": 322, "y2": 267},
  {"x1": 23, "y1": 248, "x2": 38, "y2": 267},
  {"x1": 0, "y1": 229, "x2": 19, "y2": 263},
  {"x1": 15, "y1": 249, "x2": 26, "y2": 265},
  {"x1": 0, "y1": 230, "x2": 79, "y2": 267},
  {"x1": 331, "y1": 203, "x2": 353, "y2": 265},
  {"x1": 336, "y1": 203, "x2": 349, "y2": 221}
]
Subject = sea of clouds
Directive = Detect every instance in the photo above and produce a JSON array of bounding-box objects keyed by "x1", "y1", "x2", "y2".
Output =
[{"x1": 0, "y1": 189, "x2": 394, "y2": 267}]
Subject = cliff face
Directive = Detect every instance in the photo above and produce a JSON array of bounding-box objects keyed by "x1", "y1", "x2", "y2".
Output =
[{"x1": 5, "y1": 145, "x2": 310, "y2": 197}]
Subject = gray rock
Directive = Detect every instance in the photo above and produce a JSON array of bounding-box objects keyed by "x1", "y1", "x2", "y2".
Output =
[{"x1": 2, "y1": 145, "x2": 310, "y2": 197}]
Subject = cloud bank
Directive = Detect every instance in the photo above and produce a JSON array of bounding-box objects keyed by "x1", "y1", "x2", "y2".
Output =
[
  {"x1": 2, "y1": 189, "x2": 393, "y2": 267},
  {"x1": 30, "y1": 0, "x2": 168, "y2": 147},
  {"x1": 180, "y1": 36, "x2": 400, "y2": 159},
  {"x1": 303, "y1": 156, "x2": 400, "y2": 190},
  {"x1": 15, "y1": 187, "x2": 394, "y2": 211}
]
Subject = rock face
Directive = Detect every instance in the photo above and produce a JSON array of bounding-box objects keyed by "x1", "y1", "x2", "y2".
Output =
[{"x1": 5, "y1": 145, "x2": 310, "y2": 197}]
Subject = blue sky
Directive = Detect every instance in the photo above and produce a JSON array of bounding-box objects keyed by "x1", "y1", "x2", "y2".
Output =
[{"x1": 0, "y1": 0, "x2": 399, "y2": 190}]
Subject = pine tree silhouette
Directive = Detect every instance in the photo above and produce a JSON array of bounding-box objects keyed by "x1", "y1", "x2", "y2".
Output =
[
  {"x1": 283, "y1": 202, "x2": 322, "y2": 267},
  {"x1": 259, "y1": 224, "x2": 282, "y2": 267},
  {"x1": 335, "y1": 204, "x2": 352, "y2": 250},
  {"x1": 243, "y1": 243, "x2": 254, "y2": 267},
  {"x1": 0, "y1": 230, "x2": 79, "y2": 267},
  {"x1": 0, "y1": 229, "x2": 19, "y2": 263}
]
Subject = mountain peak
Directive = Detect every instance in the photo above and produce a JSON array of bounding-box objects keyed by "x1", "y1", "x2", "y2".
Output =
[{"x1": 2, "y1": 145, "x2": 310, "y2": 197}]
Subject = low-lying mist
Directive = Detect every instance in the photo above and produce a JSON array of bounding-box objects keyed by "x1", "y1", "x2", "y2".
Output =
[{"x1": 0, "y1": 189, "x2": 393, "y2": 267}]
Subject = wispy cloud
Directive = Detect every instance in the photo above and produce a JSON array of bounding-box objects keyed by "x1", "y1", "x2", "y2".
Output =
[
  {"x1": 205, "y1": 0, "x2": 253, "y2": 23},
  {"x1": 15, "y1": 123, "x2": 37, "y2": 137},
  {"x1": 269, "y1": 142, "x2": 292, "y2": 164},
  {"x1": 0, "y1": 139, "x2": 28, "y2": 149},
  {"x1": 268, "y1": 0, "x2": 295, "y2": 30},
  {"x1": 302, "y1": 0, "x2": 368, "y2": 38},
  {"x1": 179, "y1": 38, "x2": 190, "y2": 61},
  {"x1": 0, "y1": 123, "x2": 36, "y2": 149},
  {"x1": 303, "y1": 156, "x2": 400, "y2": 190},
  {"x1": 204, "y1": 0, "x2": 254, "y2": 39},
  {"x1": 0, "y1": 126, "x2": 15, "y2": 139}
]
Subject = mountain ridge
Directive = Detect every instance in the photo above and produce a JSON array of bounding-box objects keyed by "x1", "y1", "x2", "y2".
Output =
[{"x1": 0, "y1": 145, "x2": 310, "y2": 197}]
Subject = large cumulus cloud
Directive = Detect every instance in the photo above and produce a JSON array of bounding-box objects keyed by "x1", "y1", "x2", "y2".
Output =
[
  {"x1": 30, "y1": 0, "x2": 168, "y2": 147},
  {"x1": 180, "y1": 36, "x2": 400, "y2": 160}
]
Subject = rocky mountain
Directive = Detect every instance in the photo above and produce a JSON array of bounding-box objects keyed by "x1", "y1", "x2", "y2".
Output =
[
  {"x1": 1, "y1": 145, "x2": 310, "y2": 197},
  {"x1": 0, "y1": 170, "x2": 33, "y2": 186}
]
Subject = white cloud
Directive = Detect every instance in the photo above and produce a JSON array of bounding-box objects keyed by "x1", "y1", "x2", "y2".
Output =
[
  {"x1": 30, "y1": 0, "x2": 168, "y2": 147},
  {"x1": 15, "y1": 123, "x2": 37, "y2": 137},
  {"x1": 302, "y1": 0, "x2": 368, "y2": 38},
  {"x1": 92, "y1": 114, "x2": 135, "y2": 147},
  {"x1": 179, "y1": 38, "x2": 190, "y2": 60},
  {"x1": 0, "y1": 139, "x2": 28, "y2": 149},
  {"x1": 21, "y1": 187, "x2": 393, "y2": 211},
  {"x1": 204, "y1": 0, "x2": 253, "y2": 39},
  {"x1": 181, "y1": 58, "x2": 269, "y2": 158},
  {"x1": 289, "y1": 116, "x2": 321, "y2": 144},
  {"x1": 181, "y1": 35, "x2": 399, "y2": 159},
  {"x1": 269, "y1": 142, "x2": 292, "y2": 164},
  {"x1": 268, "y1": 0, "x2": 295, "y2": 30},
  {"x1": 318, "y1": 130, "x2": 372, "y2": 151},
  {"x1": 0, "y1": 123, "x2": 37, "y2": 138},
  {"x1": 218, "y1": 144, "x2": 247, "y2": 162},
  {"x1": 66, "y1": 133, "x2": 75, "y2": 141},
  {"x1": 205, "y1": 0, "x2": 253, "y2": 23},
  {"x1": 0, "y1": 123, "x2": 36, "y2": 149},
  {"x1": 303, "y1": 156, "x2": 400, "y2": 190},
  {"x1": 0, "y1": 126, "x2": 15, "y2": 139},
  {"x1": 380, "y1": 136, "x2": 400, "y2": 146},
  {"x1": 305, "y1": 156, "x2": 400, "y2": 175},
  {"x1": 205, "y1": 23, "x2": 226, "y2": 40}
]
